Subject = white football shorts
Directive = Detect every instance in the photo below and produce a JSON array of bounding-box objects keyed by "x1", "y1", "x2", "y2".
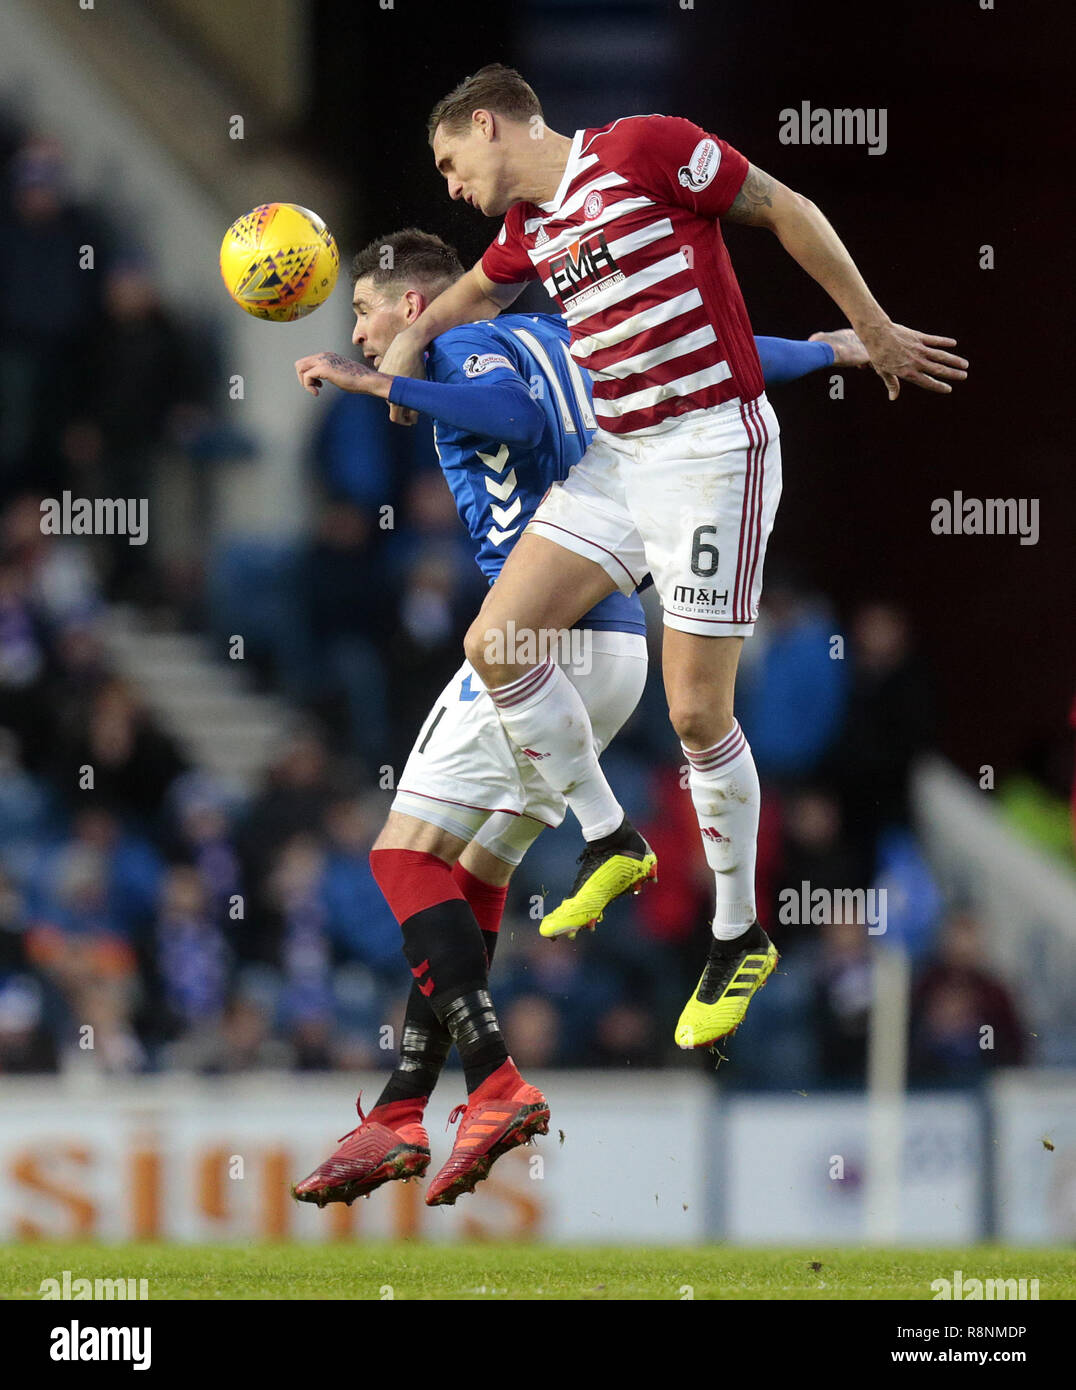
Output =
[
  {"x1": 527, "y1": 394, "x2": 782, "y2": 637},
  {"x1": 392, "y1": 629, "x2": 648, "y2": 866}
]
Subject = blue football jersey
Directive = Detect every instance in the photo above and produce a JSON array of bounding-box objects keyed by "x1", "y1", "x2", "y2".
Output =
[{"x1": 426, "y1": 313, "x2": 645, "y2": 635}]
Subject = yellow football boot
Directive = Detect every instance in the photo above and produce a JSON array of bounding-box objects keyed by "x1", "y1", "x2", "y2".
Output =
[
  {"x1": 675, "y1": 924, "x2": 778, "y2": 1048},
  {"x1": 539, "y1": 820, "x2": 657, "y2": 939}
]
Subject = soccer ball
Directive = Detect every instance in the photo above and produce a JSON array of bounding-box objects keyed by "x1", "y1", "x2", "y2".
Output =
[{"x1": 219, "y1": 202, "x2": 339, "y2": 321}]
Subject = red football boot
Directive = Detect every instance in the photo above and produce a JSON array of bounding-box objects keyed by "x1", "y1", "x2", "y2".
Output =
[
  {"x1": 291, "y1": 1097, "x2": 431, "y2": 1207},
  {"x1": 425, "y1": 1059, "x2": 549, "y2": 1207}
]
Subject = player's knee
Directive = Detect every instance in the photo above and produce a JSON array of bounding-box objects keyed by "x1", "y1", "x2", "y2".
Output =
[
  {"x1": 463, "y1": 618, "x2": 488, "y2": 673},
  {"x1": 668, "y1": 699, "x2": 735, "y2": 750},
  {"x1": 464, "y1": 615, "x2": 515, "y2": 685}
]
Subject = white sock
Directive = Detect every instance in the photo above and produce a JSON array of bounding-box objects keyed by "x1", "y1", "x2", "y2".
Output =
[
  {"x1": 682, "y1": 721, "x2": 760, "y2": 940},
  {"x1": 489, "y1": 661, "x2": 624, "y2": 840}
]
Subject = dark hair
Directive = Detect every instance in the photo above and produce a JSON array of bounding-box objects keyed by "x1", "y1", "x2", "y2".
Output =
[
  {"x1": 350, "y1": 228, "x2": 464, "y2": 299},
  {"x1": 427, "y1": 63, "x2": 542, "y2": 142}
]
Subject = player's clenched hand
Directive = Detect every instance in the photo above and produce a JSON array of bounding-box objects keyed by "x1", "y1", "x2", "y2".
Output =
[
  {"x1": 377, "y1": 332, "x2": 425, "y2": 425},
  {"x1": 858, "y1": 323, "x2": 968, "y2": 400},
  {"x1": 295, "y1": 352, "x2": 382, "y2": 397}
]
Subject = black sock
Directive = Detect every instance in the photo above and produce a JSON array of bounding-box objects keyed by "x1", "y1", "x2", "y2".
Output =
[
  {"x1": 375, "y1": 981, "x2": 450, "y2": 1107},
  {"x1": 709, "y1": 921, "x2": 766, "y2": 955},
  {"x1": 375, "y1": 924, "x2": 503, "y2": 1106},
  {"x1": 586, "y1": 814, "x2": 645, "y2": 852},
  {"x1": 401, "y1": 899, "x2": 508, "y2": 1092}
]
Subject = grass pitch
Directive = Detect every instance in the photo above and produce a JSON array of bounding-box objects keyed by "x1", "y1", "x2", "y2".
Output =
[{"x1": 1, "y1": 1242, "x2": 1072, "y2": 1300}]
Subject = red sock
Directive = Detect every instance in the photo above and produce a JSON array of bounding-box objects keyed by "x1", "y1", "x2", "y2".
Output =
[
  {"x1": 370, "y1": 848, "x2": 508, "y2": 1090},
  {"x1": 367, "y1": 1096, "x2": 428, "y2": 1134},
  {"x1": 369, "y1": 848, "x2": 465, "y2": 925},
  {"x1": 470, "y1": 1057, "x2": 524, "y2": 1101},
  {"x1": 451, "y1": 862, "x2": 509, "y2": 935}
]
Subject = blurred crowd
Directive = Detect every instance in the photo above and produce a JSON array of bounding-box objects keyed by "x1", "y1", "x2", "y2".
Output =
[{"x1": 0, "y1": 123, "x2": 1043, "y2": 1089}]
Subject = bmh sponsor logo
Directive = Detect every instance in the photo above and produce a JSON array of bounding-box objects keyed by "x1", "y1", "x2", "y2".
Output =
[
  {"x1": 40, "y1": 1269, "x2": 150, "y2": 1300},
  {"x1": 931, "y1": 1269, "x2": 1039, "y2": 1301},
  {"x1": 548, "y1": 230, "x2": 624, "y2": 306},
  {"x1": 484, "y1": 621, "x2": 593, "y2": 676},
  {"x1": 779, "y1": 102, "x2": 888, "y2": 156},
  {"x1": 40, "y1": 491, "x2": 148, "y2": 546},
  {"x1": 931, "y1": 492, "x2": 1039, "y2": 545},
  {"x1": 777, "y1": 881, "x2": 887, "y2": 934}
]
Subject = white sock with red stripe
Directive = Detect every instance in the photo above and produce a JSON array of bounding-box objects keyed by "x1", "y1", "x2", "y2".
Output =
[
  {"x1": 488, "y1": 660, "x2": 624, "y2": 840},
  {"x1": 682, "y1": 720, "x2": 760, "y2": 940}
]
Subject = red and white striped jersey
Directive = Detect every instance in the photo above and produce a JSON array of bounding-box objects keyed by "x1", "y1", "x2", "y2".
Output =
[{"x1": 481, "y1": 115, "x2": 764, "y2": 438}]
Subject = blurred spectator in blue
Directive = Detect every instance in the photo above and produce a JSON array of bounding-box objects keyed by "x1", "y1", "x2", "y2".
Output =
[
  {"x1": 313, "y1": 391, "x2": 397, "y2": 511},
  {"x1": 0, "y1": 560, "x2": 50, "y2": 764},
  {"x1": 910, "y1": 909, "x2": 1026, "y2": 1083},
  {"x1": 736, "y1": 572, "x2": 848, "y2": 781},
  {"x1": 828, "y1": 601, "x2": 935, "y2": 873},
  {"x1": 0, "y1": 729, "x2": 53, "y2": 852},
  {"x1": 165, "y1": 772, "x2": 243, "y2": 921},
  {"x1": 0, "y1": 138, "x2": 110, "y2": 498},
  {"x1": 321, "y1": 793, "x2": 400, "y2": 974},
  {"x1": 0, "y1": 973, "x2": 57, "y2": 1073},
  {"x1": 301, "y1": 500, "x2": 393, "y2": 769},
  {"x1": 871, "y1": 826, "x2": 945, "y2": 963},
  {"x1": 25, "y1": 806, "x2": 161, "y2": 942},
  {"x1": 149, "y1": 864, "x2": 230, "y2": 1065},
  {"x1": 384, "y1": 467, "x2": 484, "y2": 601},
  {"x1": 267, "y1": 833, "x2": 334, "y2": 1069},
  {"x1": 23, "y1": 837, "x2": 143, "y2": 1072}
]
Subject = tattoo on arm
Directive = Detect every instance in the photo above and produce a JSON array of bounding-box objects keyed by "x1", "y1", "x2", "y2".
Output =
[
  {"x1": 723, "y1": 164, "x2": 777, "y2": 225},
  {"x1": 320, "y1": 352, "x2": 374, "y2": 378}
]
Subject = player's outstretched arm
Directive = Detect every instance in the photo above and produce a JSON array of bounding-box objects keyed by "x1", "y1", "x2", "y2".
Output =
[
  {"x1": 379, "y1": 264, "x2": 527, "y2": 424},
  {"x1": 724, "y1": 165, "x2": 968, "y2": 400}
]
